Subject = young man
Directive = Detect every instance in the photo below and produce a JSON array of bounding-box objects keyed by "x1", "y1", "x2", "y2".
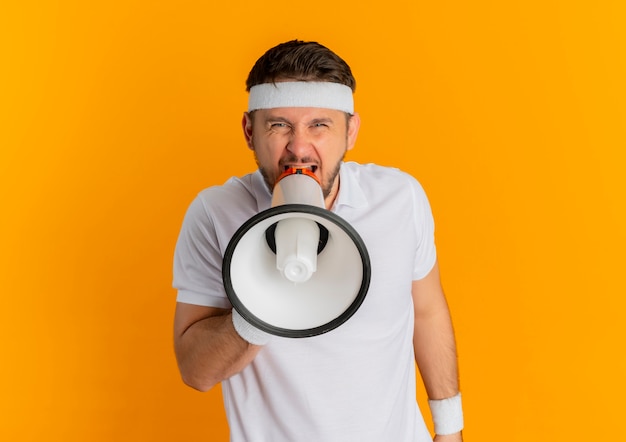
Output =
[{"x1": 173, "y1": 40, "x2": 464, "y2": 441}]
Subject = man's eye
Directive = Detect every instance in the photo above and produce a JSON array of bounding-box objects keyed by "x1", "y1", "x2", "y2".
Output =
[
  {"x1": 311, "y1": 121, "x2": 331, "y2": 128},
  {"x1": 271, "y1": 123, "x2": 288, "y2": 128}
]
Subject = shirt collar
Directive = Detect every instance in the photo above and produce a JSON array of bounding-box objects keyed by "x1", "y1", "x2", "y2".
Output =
[
  {"x1": 332, "y1": 162, "x2": 369, "y2": 211},
  {"x1": 252, "y1": 170, "x2": 272, "y2": 211}
]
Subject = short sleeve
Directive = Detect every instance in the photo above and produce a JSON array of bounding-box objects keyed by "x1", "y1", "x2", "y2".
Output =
[
  {"x1": 410, "y1": 178, "x2": 437, "y2": 280},
  {"x1": 172, "y1": 195, "x2": 232, "y2": 309}
]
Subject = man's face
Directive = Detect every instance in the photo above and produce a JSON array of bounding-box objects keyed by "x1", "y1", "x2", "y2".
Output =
[{"x1": 243, "y1": 107, "x2": 360, "y2": 208}]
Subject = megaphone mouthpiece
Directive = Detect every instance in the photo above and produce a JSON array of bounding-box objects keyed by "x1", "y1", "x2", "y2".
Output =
[{"x1": 271, "y1": 168, "x2": 325, "y2": 209}]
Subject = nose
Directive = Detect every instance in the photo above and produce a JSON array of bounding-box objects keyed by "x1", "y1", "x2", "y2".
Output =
[{"x1": 286, "y1": 128, "x2": 312, "y2": 158}]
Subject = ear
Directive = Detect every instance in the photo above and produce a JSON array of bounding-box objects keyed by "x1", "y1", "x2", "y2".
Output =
[
  {"x1": 346, "y1": 112, "x2": 361, "y2": 151},
  {"x1": 242, "y1": 112, "x2": 254, "y2": 150}
]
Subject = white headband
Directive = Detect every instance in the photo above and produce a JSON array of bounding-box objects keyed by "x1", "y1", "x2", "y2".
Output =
[{"x1": 248, "y1": 81, "x2": 354, "y2": 114}]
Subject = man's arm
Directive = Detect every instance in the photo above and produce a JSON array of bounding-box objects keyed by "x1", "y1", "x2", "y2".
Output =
[
  {"x1": 412, "y1": 261, "x2": 463, "y2": 441},
  {"x1": 173, "y1": 303, "x2": 262, "y2": 392}
]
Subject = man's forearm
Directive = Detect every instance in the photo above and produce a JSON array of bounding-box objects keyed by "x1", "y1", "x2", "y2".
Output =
[
  {"x1": 413, "y1": 306, "x2": 460, "y2": 399},
  {"x1": 175, "y1": 309, "x2": 261, "y2": 392},
  {"x1": 411, "y1": 266, "x2": 463, "y2": 439}
]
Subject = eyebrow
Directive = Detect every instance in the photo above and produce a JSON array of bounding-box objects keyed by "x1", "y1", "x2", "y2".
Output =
[{"x1": 264, "y1": 116, "x2": 292, "y2": 125}]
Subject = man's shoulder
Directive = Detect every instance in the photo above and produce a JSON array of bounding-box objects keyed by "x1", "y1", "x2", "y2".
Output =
[
  {"x1": 186, "y1": 171, "x2": 268, "y2": 225},
  {"x1": 196, "y1": 172, "x2": 263, "y2": 204},
  {"x1": 340, "y1": 162, "x2": 430, "y2": 214},
  {"x1": 342, "y1": 161, "x2": 420, "y2": 188}
]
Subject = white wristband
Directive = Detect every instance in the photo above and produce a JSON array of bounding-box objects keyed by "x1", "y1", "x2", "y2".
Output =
[
  {"x1": 231, "y1": 309, "x2": 272, "y2": 345},
  {"x1": 428, "y1": 392, "x2": 464, "y2": 435}
]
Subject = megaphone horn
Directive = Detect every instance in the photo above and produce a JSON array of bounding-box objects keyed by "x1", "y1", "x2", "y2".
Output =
[{"x1": 222, "y1": 168, "x2": 371, "y2": 338}]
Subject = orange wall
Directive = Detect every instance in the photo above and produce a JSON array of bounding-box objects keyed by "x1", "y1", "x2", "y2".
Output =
[{"x1": 1, "y1": 1, "x2": 624, "y2": 440}]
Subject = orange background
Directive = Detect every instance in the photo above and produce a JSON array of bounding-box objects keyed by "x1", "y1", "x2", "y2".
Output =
[{"x1": 1, "y1": 1, "x2": 625, "y2": 441}]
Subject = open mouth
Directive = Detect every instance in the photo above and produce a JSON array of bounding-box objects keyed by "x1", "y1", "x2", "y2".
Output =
[{"x1": 283, "y1": 165, "x2": 318, "y2": 173}]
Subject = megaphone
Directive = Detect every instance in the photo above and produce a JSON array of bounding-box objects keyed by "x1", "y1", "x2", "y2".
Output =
[{"x1": 223, "y1": 168, "x2": 371, "y2": 338}]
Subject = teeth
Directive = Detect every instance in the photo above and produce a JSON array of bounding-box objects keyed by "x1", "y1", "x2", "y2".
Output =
[{"x1": 284, "y1": 165, "x2": 318, "y2": 172}]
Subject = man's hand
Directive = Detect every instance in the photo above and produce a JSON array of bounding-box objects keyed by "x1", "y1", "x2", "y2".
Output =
[{"x1": 434, "y1": 433, "x2": 462, "y2": 441}]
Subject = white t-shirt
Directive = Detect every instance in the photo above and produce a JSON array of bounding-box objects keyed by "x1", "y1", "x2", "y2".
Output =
[{"x1": 174, "y1": 162, "x2": 437, "y2": 442}]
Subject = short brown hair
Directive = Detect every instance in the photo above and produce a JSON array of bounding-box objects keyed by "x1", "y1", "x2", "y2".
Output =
[{"x1": 245, "y1": 40, "x2": 356, "y2": 92}]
